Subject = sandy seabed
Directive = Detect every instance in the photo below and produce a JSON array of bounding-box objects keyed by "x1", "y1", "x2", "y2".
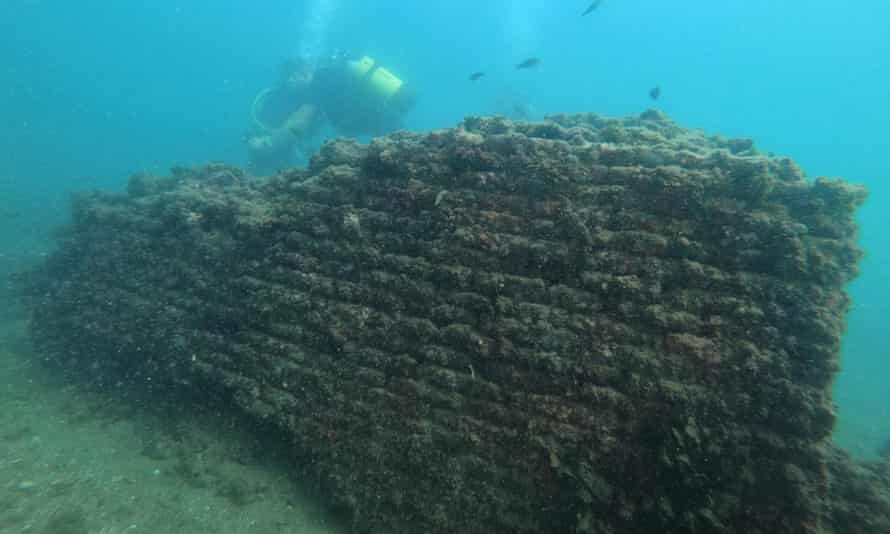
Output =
[{"x1": 0, "y1": 305, "x2": 344, "y2": 534}]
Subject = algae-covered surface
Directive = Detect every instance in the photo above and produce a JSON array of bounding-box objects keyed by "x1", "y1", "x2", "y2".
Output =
[
  {"x1": 0, "y1": 300, "x2": 342, "y2": 533},
  {"x1": 13, "y1": 112, "x2": 890, "y2": 533}
]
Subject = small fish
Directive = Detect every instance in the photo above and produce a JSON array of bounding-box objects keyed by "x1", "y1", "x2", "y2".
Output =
[
  {"x1": 649, "y1": 85, "x2": 661, "y2": 100},
  {"x1": 581, "y1": 0, "x2": 603, "y2": 16},
  {"x1": 515, "y1": 57, "x2": 541, "y2": 70},
  {"x1": 469, "y1": 71, "x2": 486, "y2": 81}
]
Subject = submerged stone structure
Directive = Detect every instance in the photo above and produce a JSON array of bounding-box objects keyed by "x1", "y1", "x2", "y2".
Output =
[{"x1": 26, "y1": 112, "x2": 890, "y2": 532}]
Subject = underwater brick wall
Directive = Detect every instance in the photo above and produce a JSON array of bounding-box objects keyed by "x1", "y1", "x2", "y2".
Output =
[{"x1": 27, "y1": 112, "x2": 890, "y2": 533}]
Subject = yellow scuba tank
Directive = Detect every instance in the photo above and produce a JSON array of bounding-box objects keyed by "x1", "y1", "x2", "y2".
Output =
[{"x1": 346, "y1": 55, "x2": 403, "y2": 100}]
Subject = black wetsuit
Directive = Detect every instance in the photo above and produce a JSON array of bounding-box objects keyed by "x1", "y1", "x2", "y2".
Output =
[{"x1": 310, "y1": 56, "x2": 414, "y2": 138}]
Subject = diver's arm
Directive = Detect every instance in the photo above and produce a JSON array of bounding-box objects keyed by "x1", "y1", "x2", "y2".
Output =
[
  {"x1": 248, "y1": 104, "x2": 318, "y2": 156},
  {"x1": 283, "y1": 104, "x2": 317, "y2": 138}
]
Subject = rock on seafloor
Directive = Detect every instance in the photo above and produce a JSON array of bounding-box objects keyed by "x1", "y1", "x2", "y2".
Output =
[{"x1": 23, "y1": 111, "x2": 890, "y2": 533}]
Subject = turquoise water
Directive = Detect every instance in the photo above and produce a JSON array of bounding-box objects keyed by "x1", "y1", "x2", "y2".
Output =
[{"x1": 1, "y1": 0, "x2": 888, "y2": 514}]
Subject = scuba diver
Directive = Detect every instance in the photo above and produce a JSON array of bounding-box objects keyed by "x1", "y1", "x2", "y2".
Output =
[{"x1": 246, "y1": 52, "x2": 415, "y2": 173}]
